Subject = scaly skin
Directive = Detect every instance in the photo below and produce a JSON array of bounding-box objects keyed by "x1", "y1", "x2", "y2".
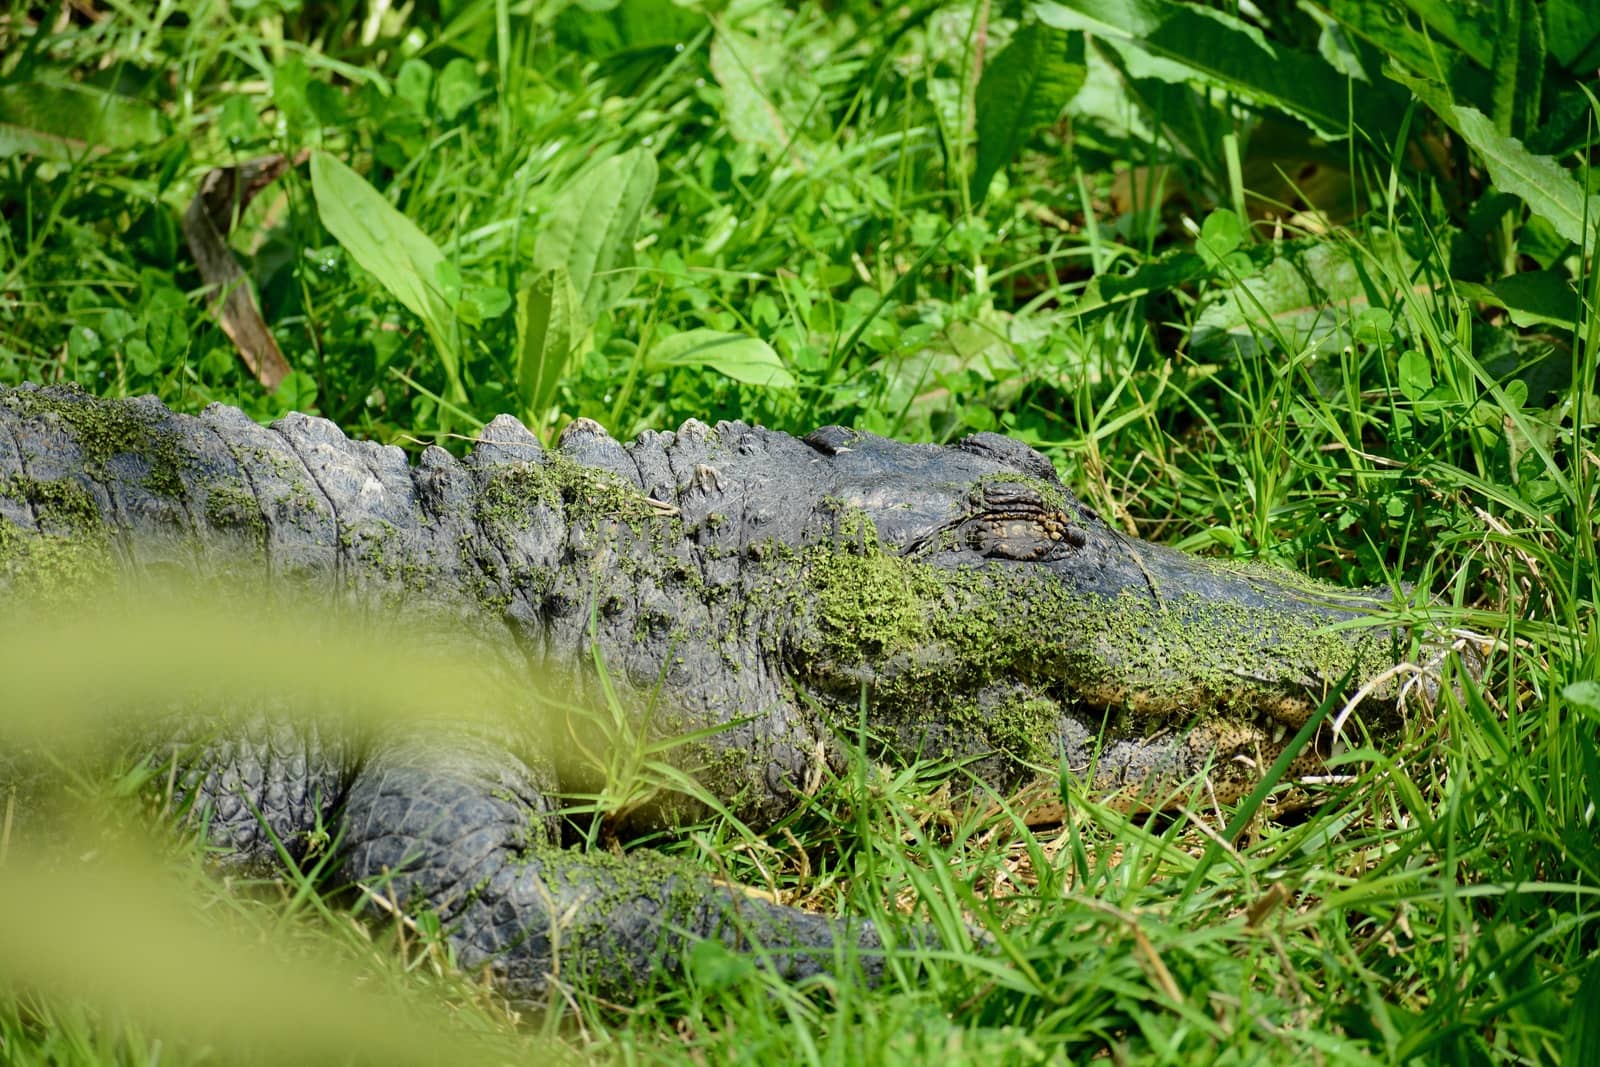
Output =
[{"x1": 0, "y1": 383, "x2": 1431, "y2": 1000}]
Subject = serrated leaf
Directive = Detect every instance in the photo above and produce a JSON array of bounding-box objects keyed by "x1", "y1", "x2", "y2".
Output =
[
  {"x1": 1451, "y1": 106, "x2": 1600, "y2": 247},
  {"x1": 533, "y1": 148, "x2": 659, "y2": 319},
  {"x1": 971, "y1": 22, "x2": 1087, "y2": 203},
  {"x1": 647, "y1": 329, "x2": 795, "y2": 389},
  {"x1": 310, "y1": 151, "x2": 465, "y2": 401},
  {"x1": 515, "y1": 267, "x2": 587, "y2": 430}
]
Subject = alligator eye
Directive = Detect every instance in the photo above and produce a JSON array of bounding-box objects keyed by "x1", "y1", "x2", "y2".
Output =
[
  {"x1": 968, "y1": 518, "x2": 1085, "y2": 560},
  {"x1": 964, "y1": 482, "x2": 1087, "y2": 560}
]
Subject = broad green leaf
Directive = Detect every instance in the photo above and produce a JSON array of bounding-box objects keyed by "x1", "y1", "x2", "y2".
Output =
[
  {"x1": 0, "y1": 75, "x2": 165, "y2": 158},
  {"x1": 1191, "y1": 239, "x2": 1415, "y2": 358},
  {"x1": 515, "y1": 267, "x2": 587, "y2": 429},
  {"x1": 1352, "y1": 307, "x2": 1394, "y2": 345},
  {"x1": 1402, "y1": 0, "x2": 1494, "y2": 67},
  {"x1": 1547, "y1": 0, "x2": 1600, "y2": 68},
  {"x1": 436, "y1": 58, "x2": 481, "y2": 121},
  {"x1": 555, "y1": 0, "x2": 705, "y2": 61},
  {"x1": 533, "y1": 148, "x2": 659, "y2": 319},
  {"x1": 971, "y1": 22, "x2": 1087, "y2": 203},
  {"x1": 1035, "y1": 0, "x2": 1401, "y2": 140},
  {"x1": 1384, "y1": 65, "x2": 1461, "y2": 126},
  {"x1": 1455, "y1": 271, "x2": 1581, "y2": 330},
  {"x1": 1451, "y1": 106, "x2": 1600, "y2": 248},
  {"x1": 1306, "y1": 7, "x2": 1365, "y2": 81},
  {"x1": 395, "y1": 58, "x2": 433, "y2": 112},
  {"x1": 1323, "y1": 0, "x2": 1489, "y2": 112},
  {"x1": 1568, "y1": 963, "x2": 1600, "y2": 1064},
  {"x1": 309, "y1": 151, "x2": 464, "y2": 401},
  {"x1": 1067, "y1": 250, "x2": 1209, "y2": 318},
  {"x1": 647, "y1": 329, "x2": 795, "y2": 389},
  {"x1": 1563, "y1": 680, "x2": 1600, "y2": 714},
  {"x1": 218, "y1": 95, "x2": 262, "y2": 145}
]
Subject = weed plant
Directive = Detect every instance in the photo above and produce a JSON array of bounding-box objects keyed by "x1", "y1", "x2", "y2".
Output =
[{"x1": 1, "y1": 0, "x2": 1597, "y2": 1062}]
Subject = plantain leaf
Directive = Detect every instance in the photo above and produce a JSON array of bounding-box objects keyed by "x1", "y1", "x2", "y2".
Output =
[
  {"x1": 533, "y1": 148, "x2": 659, "y2": 320},
  {"x1": 514, "y1": 266, "x2": 587, "y2": 432},
  {"x1": 1451, "y1": 106, "x2": 1600, "y2": 248},
  {"x1": 647, "y1": 329, "x2": 795, "y2": 389},
  {"x1": 309, "y1": 151, "x2": 465, "y2": 401},
  {"x1": 971, "y1": 22, "x2": 1087, "y2": 203}
]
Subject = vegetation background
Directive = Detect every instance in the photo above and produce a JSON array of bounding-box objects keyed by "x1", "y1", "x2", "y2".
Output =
[{"x1": 1, "y1": 0, "x2": 1597, "y2": 1062}]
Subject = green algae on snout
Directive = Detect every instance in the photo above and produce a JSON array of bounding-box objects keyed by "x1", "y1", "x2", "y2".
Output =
[{"x1": 761, "y1": 507, "x2": 1405, "y2": 773}]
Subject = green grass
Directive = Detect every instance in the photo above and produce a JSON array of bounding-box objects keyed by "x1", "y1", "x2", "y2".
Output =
[{"x1": 2, "y1": 0, "x2": 1598, "y2": 1063}]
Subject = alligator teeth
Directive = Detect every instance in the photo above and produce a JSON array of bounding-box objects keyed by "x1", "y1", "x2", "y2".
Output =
[{"x1": 1272, "y1": 723, "x2": 1288, "y2": 743}]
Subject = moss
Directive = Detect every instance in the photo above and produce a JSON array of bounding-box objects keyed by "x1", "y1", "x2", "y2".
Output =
[
  {"x1": 202, "y1": 480, "x2": 268, "y2": 547},
  {"x1": 0, "y1": 477, "x2": 112, "y2": 602},
  {"x1": 976, "y1": 470, "x2": 1072, "y2": 514},
  {"x1": 969, "y1": 694, "x2": 1063, "y2": 765},
  {"x1": 476, "y1": 454, "x2": 665, "y2": 534},
  {"x1": 811, "y1": 544, "x2": 941, "y2": 657},
  {"x1": 6, "y1": 388, "x2": 190, "y2": 499},
  {"x1": 4, "y1": 476, "x2": 100, "y2": 537}
]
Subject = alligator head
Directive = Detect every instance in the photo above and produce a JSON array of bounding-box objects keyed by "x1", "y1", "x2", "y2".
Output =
[{"x1": 751, "y1": 425, "x2": 1438, "y2": 814}]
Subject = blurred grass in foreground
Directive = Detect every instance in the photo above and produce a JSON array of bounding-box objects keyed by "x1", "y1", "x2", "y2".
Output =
[
  {"x1": 0, "y1": 592, "x2": 577, "y2": 1065},
  {"x1": 0, "y1": 845, "x2": 548, "y2": 1067}
]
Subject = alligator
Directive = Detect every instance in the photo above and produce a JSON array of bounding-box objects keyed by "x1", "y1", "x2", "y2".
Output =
[{"x1": 0, "y1": 383, "x2": 1436, "y2": 1002}]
